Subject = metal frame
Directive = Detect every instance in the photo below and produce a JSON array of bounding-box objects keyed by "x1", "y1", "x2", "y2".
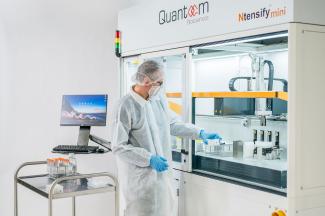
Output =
[
  {"x1": 193, "y1": 169, "x2": 287, "y2": 194},
  {"x1": 14, "y1": 161, "x2": 119, "y2": 216},
  {"x1": 139, "y1": 47, "x2": 193, "y2": 172},
  {"x1": 123, "y1": 48, "x2": 192, "y2": 216},
  {"x1": 120, "y1": 55, "x2": 141, "y2": 97}
]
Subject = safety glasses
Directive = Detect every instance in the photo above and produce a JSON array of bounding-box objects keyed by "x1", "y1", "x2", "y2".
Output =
[{"x1": 151, "y1": 80, "x2": 164, "y2": 86}]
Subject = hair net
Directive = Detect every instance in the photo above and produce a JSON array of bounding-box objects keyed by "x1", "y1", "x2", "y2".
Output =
[{"x1": 132, "y1": 60, "x2": 164, "y2": 84}]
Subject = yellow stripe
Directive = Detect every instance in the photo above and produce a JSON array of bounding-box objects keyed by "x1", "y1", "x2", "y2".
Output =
[
  {"x1": 192, "y1": 91, "x2": 278, "y2": 98},
  {"x1": 131, "y1": 59, "x2": 140, "y2": 65},
  {"x1": 276, "y1": 92, "x2": 288, "y2": 101},
  {"x1": 166, "y1": 92, "x2": 182, "y2": 98},
  {"x1": 168, "y1": 101, "x2": 182, "y2": 115},
  {"x1": 166, "y1": 91, "x2": 288, "y2": 100}
]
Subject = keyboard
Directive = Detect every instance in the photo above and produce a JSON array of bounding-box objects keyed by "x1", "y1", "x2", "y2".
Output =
[{"x1": 52, "y1": 145, "x2": 99, "y2": 153}]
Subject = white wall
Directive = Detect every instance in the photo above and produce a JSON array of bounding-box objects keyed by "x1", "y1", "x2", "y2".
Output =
[{"x1": 0, "y1": 0, "x2": 133, "y2": 215}]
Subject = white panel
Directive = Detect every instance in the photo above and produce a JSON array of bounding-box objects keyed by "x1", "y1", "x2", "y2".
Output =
[
  {"x1": 118, "y1": 0, "x2": 292, "y2": 54},
  {"x1": 288, "y1": 23, "x2": 325, "y2": 215},
  {"x1": 173, "y1": 169, "x2": 182, "y2": 216},
  {"x1": 294, "y1": 0, "x2": 325, "y2": 26},
  {"x1": 297, "y1": 206, "x2": 325, "y2": 216},
  {"x1": 299, "y1": 29, "x2": 325, "y2": 190},
  {"x1": 182, "y1": 172, "x2": 287, "y2": 216}
]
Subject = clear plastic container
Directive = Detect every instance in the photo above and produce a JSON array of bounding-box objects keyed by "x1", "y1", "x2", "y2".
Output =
[
  {"x1": 47, "y1": 155, "x2": 78, "y2": 179},
  {"x1": 68, "y1": 153, "x2": 77, "y2": 175},
  {"x1": 47, "y1": 159, "x2": 54, "y2": 177}
]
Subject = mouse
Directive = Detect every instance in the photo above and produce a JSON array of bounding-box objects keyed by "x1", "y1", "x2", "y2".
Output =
[{"x1": 96, "y1": 148, "x2": 105, "y2": 153}]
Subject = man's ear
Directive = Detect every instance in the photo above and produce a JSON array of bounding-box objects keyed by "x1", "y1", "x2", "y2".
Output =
[{"x1": 142, "y1": 77, "x2": 152, "y2": 87}]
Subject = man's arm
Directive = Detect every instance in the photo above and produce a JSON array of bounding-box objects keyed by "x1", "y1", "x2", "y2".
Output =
[
  {"x1": 169, "y1": 109, "x2": 202, "y2": 139},
  {"x1": 111, "y1": 103, "x2": 151, "y2": 167}
]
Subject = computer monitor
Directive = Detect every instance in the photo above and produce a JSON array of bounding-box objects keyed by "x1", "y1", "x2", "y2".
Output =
[{"x1": 60, "y1": 94, "x2": 108, "y2": 146}]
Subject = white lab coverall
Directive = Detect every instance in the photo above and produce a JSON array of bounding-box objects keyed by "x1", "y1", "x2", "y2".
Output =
[{"x1": 112, "y1": 87, "x2": 201, "y2": 216}]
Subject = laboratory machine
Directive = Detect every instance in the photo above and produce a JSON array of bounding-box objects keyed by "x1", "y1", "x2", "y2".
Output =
[
  {"x1": 191, "y1": 33, "x2": 288, "y2": 193},
  {"x1": 118, "y1": 0, "x2": 325, "y2": 215}
]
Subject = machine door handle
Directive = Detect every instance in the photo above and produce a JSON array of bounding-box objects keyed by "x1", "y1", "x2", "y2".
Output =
[{"x1": 181, "y1": 149, "x2": 189, "y2": 155}]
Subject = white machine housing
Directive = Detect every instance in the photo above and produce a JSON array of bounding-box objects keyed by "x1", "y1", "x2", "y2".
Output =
[
  {"x1": 119, "y1": 0, "x2": 325, "y2": 55},
  {"x1": 118, "y1": 0, "x2": 325, "y2": 215}
]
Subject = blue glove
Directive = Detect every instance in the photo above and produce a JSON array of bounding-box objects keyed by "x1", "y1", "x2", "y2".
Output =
[
  {"x1": 199, "y1": 130, "x2": 221, "y2": 144},
  {"x1": 150, "y1": 155, "x2": 169, "y2": 172}
]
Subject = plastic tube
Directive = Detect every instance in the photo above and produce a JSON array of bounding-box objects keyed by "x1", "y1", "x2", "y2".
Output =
[{"x1": 264, "y1": 60, "x2": 274, "y2": 91}]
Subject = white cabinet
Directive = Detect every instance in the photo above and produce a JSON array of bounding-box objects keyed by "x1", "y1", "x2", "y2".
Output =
[
  {"x1": 181, "y1": 172, "x2": 287, "y2": 216},
  {"x1": 288, "y1": 23, "x2": 325, "y2": 216}
]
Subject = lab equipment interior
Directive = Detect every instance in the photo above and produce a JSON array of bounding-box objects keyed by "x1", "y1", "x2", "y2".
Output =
[{"x1": 1, "y1": 0, "x2": 325, "y2": 216}]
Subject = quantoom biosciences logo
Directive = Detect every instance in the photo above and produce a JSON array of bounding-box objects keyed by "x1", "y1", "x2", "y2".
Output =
[{"x1": 159, "y1": 1, "x2": 210, "y2": 25}]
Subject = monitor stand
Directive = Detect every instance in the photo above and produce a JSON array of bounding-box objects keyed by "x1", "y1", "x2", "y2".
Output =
[{"x1": 77, "y1": 126, "x2": 91, "y2": 146}]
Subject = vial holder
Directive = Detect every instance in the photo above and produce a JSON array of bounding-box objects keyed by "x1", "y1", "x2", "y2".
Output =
[
  {"x1": 47, "y1": 157, "x2": 76, "y2": 179},
  {"x1": 202, "y1": 140, "x2": 233, "y2": 157}
]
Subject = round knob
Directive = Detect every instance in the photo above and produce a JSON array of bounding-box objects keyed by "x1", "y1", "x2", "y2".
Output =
[{"x1": 272, "y1": 210, "x2": 286, "y2": 216}]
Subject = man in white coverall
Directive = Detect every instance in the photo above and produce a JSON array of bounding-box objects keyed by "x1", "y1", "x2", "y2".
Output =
[{"x1": 112, "y1": 60, "x2": 221, "y2": 216}]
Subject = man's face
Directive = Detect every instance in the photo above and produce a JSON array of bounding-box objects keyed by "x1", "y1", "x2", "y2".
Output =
[
  {"x1": 150, "y1": 79, "x2": 164, "y2": 87},
  {"x1": 143, "y1": 71, "x2": 164, "y2": 91}
]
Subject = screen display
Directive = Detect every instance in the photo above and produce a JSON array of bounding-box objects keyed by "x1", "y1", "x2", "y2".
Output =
[{"x1": 60, "y1": 95, "x2": 108, "y2": 126}]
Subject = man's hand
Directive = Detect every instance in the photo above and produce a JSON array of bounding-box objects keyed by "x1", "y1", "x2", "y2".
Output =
[
  {"x1": 150, "y1": 155, "x2": 169, "y2": 172},
  {"x1": 200, "y1": 130, "x2": 222, "y2": 144}
]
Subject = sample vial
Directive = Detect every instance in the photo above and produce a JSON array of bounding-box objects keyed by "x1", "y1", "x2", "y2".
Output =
[{"x1": 69, "y1": 153, "x2": 77, "y2": 175}]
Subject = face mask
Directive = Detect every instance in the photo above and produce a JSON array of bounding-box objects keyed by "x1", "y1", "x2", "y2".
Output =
[{"x1": 148, "y1": 85, "x2": 161, "y2": 98}]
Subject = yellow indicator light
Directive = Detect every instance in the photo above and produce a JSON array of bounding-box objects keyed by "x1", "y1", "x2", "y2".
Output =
[{"x1": 272, "y1": 210, "x2": 286, "y2": 216}]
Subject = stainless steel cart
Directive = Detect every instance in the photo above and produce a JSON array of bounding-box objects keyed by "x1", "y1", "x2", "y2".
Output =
[{"x1": 14, "y1": 161, "x2": 119, "y2": 216}]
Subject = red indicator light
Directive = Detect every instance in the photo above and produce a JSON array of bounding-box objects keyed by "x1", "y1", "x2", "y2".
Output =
[
  {"x1": 116, "y1": 30, "x2": 120, "y2": 38},
  {"x1": 115, "y1": 30, "x2": 121, "y2": 57}
]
